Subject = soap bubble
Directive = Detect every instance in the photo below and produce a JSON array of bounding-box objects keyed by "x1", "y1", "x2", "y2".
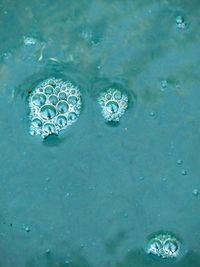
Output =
[
  {"x1": 98, "y1": 89, "x2": 128, "y2": 122},
  {"x1": 29, "y1": 77, "x2": 82, "y2": 138},
  {"x1": 146, "y1": 233, "x2": 180, "y2": 259}
]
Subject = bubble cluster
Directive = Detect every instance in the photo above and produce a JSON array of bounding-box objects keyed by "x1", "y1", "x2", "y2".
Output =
[
  {"x1": 176, "y1": 16, "x2": 186, "y2": 29},
  {"x1": 98, "y1": 89, "x2": 128, "y2": 122},
  {"x1": 29, "y1": 78, "x2": 82, "y2": 138},
  {"x1": 146, "y1": 233, "x2": 180, "y2": 259}
]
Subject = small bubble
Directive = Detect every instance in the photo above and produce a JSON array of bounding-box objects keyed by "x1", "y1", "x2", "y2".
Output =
[
  {"x1": 58, "y1": 92, "x2": 67, "y2": 100},
  {"x1": 67, "y1": 95, "x2": 78, "y2": 105},
  {"x1": 106, "y1": 101, "x2": 119, "y2": 114},
  {"x1": 149, "y1": 110, "x2": 156, "y2": 117},
  {"x1": 45, "y1": 249, "x2": 51, "y2": 254},
  {"x1": 31, "y1": 118, "x2": 42, "y2": 129},
  {"x1": 32, "y1": 93, "x2": 46, "y2": 106},
  {"x1": 193, "y1": 189, "x2": 199, "y2": 196},
  {"x1": 163, "y1": 240, "x2": 179, "y2": 256},
  {"x1": 181, "y1": 170, "x2": 187, "y2": 176},
  {"x1": 23, "y1": 225, "x2": 30, "y2": 232},
  {"x1": 176, "y1": 16, "x2": 186, "y2": 29},
  {"x1": 40, "y1": 105, "x2": 56, "y2": 120},
  {"x1": 177, "y1": 159, "x2": 183, "y2": 165},
  {"x1": 44, "y1": 85, "x2": 54, "y2": 95},
  {"x1": 56, "y1": 115, "x2": 68, "y2": 127},
  {"x1": 68, "y1": 112, "x2": 77, "y2": 122},
  {"x1": 49, "y1": 95, "x2": 58, "y2": 105},
  {"x1": 24, "y1": 37, "x2": 36, "y2": 46},
  {"x1": 42, "y1": 123, "x2": 57, "y2": 137},
  {"x1": 57, "y1": 101, "x2": 69, "y2": 114},
  {"x1": 160, "y1": 80, "x2": 167, "y2": 91}
]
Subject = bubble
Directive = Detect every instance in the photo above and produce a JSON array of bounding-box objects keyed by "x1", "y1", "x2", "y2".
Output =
[
  {"x1": 193, "y1": 189, "x2": 199, "y2": 196},
  {"x1": 176, "y1": 16, "x2": 186, "y2": 29},
  {"x1": 58, "y1": 92, "x2": 67, "y2": 100},
  {"x1": 114, "y1": 91, "x2": 122, "y2": 100},
  {"x1": 31, "y1": 93, "x2": 46, "y2": 106},
  {"x1": 106, "y1": 101, "x2": 119, "y2": 114},
  {"x1": 44, "y1": 85, "x2": 54, "y2": 95},
  {"x1": 98, "y1": 89, "x2": 128, "y2": 122},
  {"x1": 57, "y1": 101, "x2": 69, "y2": 114},
  {"x1": 40, "y1": 105, "x2": 56, "y2": 120},
  {"x1": 68, "y1": 95, "x2": 78, "y2": 105},
  {"x1": 163, "y1": 240, "x2": 179, "y2": 256},
  {"x1": 29, "y1": 78, "x2": 82, "y2": 138},
  {"x1": 56, "y1": 115, "x2": 68, "y2": 127},
  {"x1": 160, "y1": 80, "x2": 168, "y2": 92},
  {"x1": 177, "y1": 159, "x2": 183, "y2": 165},
  {"x1": 181, "y1": 170, "x2": 187, "y2": 176},
  {"x1": 49, "y1": 95, "x2": 58, "y2": 105},
  {"x1": 23, "y1": 37, "x2": 36, "y2": 46},
  {"x1": 31, "y1": 118, "x2": 42, "y2": 128},
  {"x1": 42, "y1": 123, "x2": 57, "y2": 138},
  {"x1": 146, "y1": 233, "x2": 180, "y2": 259},
  {"x1": 68, "y1": 112, "x2": 77, "y2": 123}
]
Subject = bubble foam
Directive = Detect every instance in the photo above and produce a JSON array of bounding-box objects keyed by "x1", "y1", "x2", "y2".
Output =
[
  {"x1": 29, "y1": 78, "x2": 82, "y2": 138},
  {"x1": 98, "y1": 89, "x2": 128, "y2": 122},
  {"x1": 146, "y1": 233, "x2": 180, "y2": 259}
]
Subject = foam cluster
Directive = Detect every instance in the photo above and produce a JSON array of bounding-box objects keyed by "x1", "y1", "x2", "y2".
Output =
[
  {"x1": 98, "y1": 89, "x2": 128, "y2": 122},
  {"x1": 146, "y1": 233, "x2": 180, "y2": 259},
  {"x1": 29, "y1": 78, "x2": 82, "y2": 138}
]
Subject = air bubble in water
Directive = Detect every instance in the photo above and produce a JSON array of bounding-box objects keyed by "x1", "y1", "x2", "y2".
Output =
[
  {"x1": 146, "y1": 233, "x2": 180, "y2": 259},
  {"x1": 40, "y1": 105, "x2": 56, "y2": 120},
  {"x1": 29, "y1": 78, "x2": 82, "y2": 138},
  {"x1": 98, "y1": 89, "x2": 128, "y2": 122},
  {"x1": 57, "y1": 101, "x2": 69, "y2": 114},
  {"x1": 176, "y1": 16, "x2": 186, "y2": 29},
  {"x1": 32, "y1": 93, "x2": 46, "y2": 106}
]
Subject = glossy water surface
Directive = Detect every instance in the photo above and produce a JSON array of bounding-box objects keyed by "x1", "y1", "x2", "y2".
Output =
[{"x1": 0, "y1": 0, "x2": 200, "y2": 266}]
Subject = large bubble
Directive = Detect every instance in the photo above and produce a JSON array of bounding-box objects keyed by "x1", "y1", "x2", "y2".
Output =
[
  {"x1": 146, "y1": 233, "x2": 180, "y2": 259},
  {"x1": 29, "y1": 78, "x2": 82, "y2": 138},
  {"x1": 98, "y1": 89, "x2": 128, "y2": 122}
]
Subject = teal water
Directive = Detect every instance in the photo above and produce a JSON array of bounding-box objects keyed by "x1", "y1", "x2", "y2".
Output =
[{"x1": 0, "y1": 0, "x2": 200, "y2": 266}]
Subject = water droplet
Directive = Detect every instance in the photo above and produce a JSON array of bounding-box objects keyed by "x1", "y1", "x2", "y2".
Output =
[
  {"x1": 40, "y1": 105, "x2": 56, "y2": 120},
  {"x1": 32, "y1": 93, "x2": 46, "y2": 106}
]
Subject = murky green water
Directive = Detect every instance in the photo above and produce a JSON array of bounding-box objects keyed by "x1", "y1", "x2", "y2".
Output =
[{"x1": 0, "y1": 0, "x2": 200, "y2": 266}]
